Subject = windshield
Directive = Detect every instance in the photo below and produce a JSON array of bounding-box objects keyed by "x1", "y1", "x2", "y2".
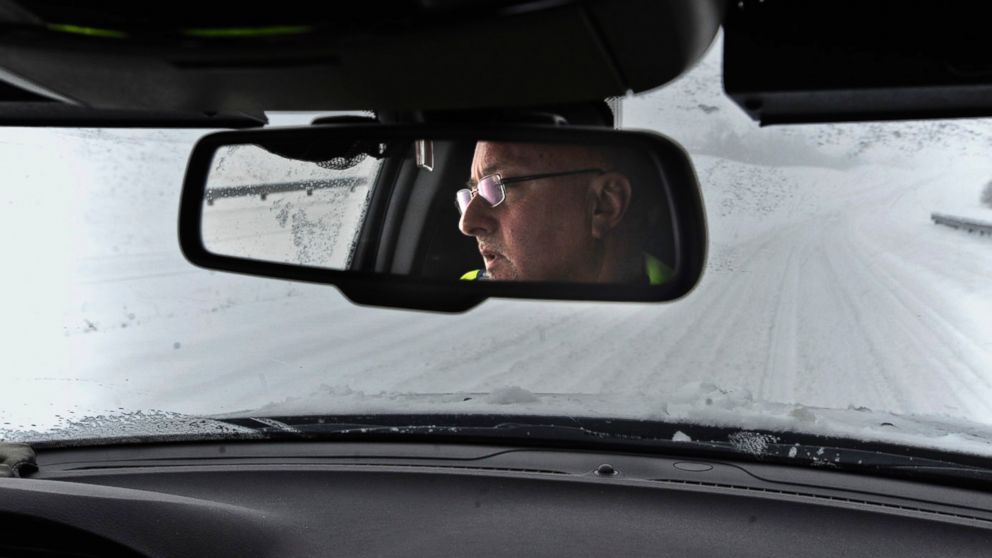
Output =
[{"x1": 2, "y1": 36, "x2": 991, "y2": 459}]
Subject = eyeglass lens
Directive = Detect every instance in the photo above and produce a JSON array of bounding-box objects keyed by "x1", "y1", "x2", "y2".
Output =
[{"x1": 456, "y1": 175, "x2": 504, "y2": 215}]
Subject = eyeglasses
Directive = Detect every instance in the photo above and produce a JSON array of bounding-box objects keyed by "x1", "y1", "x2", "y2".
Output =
[{"x1": 455, "y1": 168, "x2": 606, "y2": 215}]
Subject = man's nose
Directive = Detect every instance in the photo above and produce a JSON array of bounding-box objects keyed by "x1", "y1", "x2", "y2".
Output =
[{"x1": 458, "y1": 194, "x2": 496, "y2": 237}]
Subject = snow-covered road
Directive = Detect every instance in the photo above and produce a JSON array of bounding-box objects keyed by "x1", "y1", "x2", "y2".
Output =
[{"x1": 5, "y1": 144, "x2": 988, "y2": 444}]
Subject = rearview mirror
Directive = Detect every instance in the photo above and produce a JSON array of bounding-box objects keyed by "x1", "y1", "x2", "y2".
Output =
[{"x1": 179, "y1": 123, "x2": 706, "y2": 312}]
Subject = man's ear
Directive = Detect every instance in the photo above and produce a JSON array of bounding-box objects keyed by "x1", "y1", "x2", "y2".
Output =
[{"x1": 589, "y1": 172, "x2": 632, "y2": 240}]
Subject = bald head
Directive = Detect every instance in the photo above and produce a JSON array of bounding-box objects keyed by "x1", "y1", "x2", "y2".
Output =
[{"x1": 470, "y1": 142, "x2": 613, "y2": 182}]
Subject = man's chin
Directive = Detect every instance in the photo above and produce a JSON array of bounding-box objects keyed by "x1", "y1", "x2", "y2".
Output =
[{"x1": 485, "y1": 257, "x2": 518, "y2": 281}]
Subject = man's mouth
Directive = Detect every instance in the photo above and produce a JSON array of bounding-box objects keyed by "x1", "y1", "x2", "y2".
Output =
[
  {"x1": 479, "y1": 245, "x2": 505, "y2": 267},
  {"x1": 478, "y1": 243, "x2": 515, "y2": 279}
]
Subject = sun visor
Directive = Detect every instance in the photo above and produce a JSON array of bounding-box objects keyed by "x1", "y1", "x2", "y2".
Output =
[
  {"x1": 0, "y1": 0, "x2": 721, "y2": 114},
  {"x1": 724, "y1": 0, "x2": 992, "y2": 125}
]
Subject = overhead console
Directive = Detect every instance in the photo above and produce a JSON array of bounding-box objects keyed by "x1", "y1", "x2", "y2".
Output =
[{"x1": 0, "y1": 0, "x2": 722, "y2": 118}]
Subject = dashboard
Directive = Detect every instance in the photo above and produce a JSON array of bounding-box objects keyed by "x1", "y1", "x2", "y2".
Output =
[{"x1": 3, "y1": 441, "x2": 992, "y2": 556}]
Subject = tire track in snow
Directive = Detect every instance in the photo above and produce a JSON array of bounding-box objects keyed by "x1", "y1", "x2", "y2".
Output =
[
  {"x1": 810, "y1": 237, "x2": 905, "y2": 411},
  {"x1": 759, "y1": 243, "x2": 801, "y2": 403},
  {"x1": 490, "y1": 303, "x2": 650, "y2": 394},
  {"x1": 819, "y1": 220, "x2": 986, "y2": 416},
  {"x1": 664, "y1": 230, "x2": 806, "y2": 393},
  {"x1": 840, "y1": 173, "x2": 992, "y2": 417},
  {"x1": 862, "y1": 248, "x2": 992, "y2": 394},
  {"x1": 563, "y1": 271, "x2": 737, "y2": 397},
  {"x1": 837, "y1": 221, "x2": 992, "y2": 418},
  {"x1": 381, "y1": 302, "x2": 591, "y2": 392},
  {"x1": 615, "y1": 240, "x2": 774, "y2": 396}
]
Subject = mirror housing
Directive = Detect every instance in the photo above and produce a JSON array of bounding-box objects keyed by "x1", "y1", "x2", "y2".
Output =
[{"x1": 179, "y1": 123, "x2": 707, "y2": 312}]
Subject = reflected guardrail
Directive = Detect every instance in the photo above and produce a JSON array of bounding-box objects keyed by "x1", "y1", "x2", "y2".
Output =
[
  {"x1": 206, "y1": 177, "x2": 366, "y2": 205},
  {"x1": 931, "y1": 212, "x2": 992, "y2": 236}
]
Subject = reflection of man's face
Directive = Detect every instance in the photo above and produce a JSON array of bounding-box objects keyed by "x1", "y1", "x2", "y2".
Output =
[{"x1": 460, "y1": 142, "x2": 602, "y2": 282}]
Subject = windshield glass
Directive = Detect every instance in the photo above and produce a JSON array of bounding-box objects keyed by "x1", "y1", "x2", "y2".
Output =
[{"x1": 2, "y1": 36, "x2": 991, "y2": 458}]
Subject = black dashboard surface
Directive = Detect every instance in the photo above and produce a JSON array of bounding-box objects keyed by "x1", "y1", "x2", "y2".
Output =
[{"x1": 3, "y1": 441, "x2": 992, "y2": 557}]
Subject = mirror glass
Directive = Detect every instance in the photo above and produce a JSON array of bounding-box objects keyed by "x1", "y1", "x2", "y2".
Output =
[
  {"x1": 200, "y1": 134, "x2": 679, "y2": 285},
  {"x1": 202, "y1": 143, "x2": 381, "y2": 269}
]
